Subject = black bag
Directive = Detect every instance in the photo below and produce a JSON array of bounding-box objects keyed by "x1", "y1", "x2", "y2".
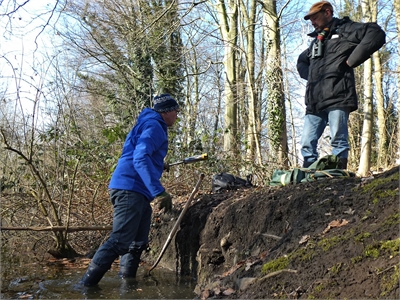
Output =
[{"x1": 212, "y1": 173, "x2": 253, "y2": 193}]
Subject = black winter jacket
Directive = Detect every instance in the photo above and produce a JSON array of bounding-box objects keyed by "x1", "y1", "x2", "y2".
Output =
[{"x1": 297, "y1": 17, "x2": 385, "y2": 114}]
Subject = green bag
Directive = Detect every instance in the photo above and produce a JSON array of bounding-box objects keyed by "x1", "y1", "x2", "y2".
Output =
[
  {"x1": 308, "y1": 155, "x2": 343, "y2": 170},
  {"x1": 301, "y1": 169, "x2": 355, "y2": 183},
  {"x1": 269, "y1": 168, "x2": 307, "y2": 186},
  {"x1": 269, "y1": 155, "x2": 355, "y2": 187}
]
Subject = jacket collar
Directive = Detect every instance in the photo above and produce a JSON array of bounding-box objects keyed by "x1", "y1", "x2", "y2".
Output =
[{"x1": 307, "y1": 17, "x2": 339, "y2": 37}]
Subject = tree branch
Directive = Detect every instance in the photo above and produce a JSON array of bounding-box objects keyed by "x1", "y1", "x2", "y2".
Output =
[{"x1": 0, "y1": 225, "x2": 113, "y2": 232}]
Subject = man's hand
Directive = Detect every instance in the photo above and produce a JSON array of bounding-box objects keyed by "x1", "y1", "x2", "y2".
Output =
[{"x1": 156, "y1": 191, "x2": 172, "y2": 212}]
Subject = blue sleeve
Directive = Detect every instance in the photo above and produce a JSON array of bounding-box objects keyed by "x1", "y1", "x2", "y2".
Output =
[{"x1": 133, "y1": 121, "x2": 167, "y2": 198}]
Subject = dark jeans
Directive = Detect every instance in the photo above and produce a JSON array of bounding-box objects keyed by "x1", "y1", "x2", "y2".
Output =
[{"x1": 90, "y1": 189, "x2": 152, "y2": 270}]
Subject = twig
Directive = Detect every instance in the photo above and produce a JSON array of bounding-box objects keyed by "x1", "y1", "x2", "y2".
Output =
[
  {"x1": 261, "y1": 233, "x2": 282, "y2": 240},
  {"x1": 259, "y1": 269, "x2": 297, "y2": 281},
  {"x1": 377, "y1": 264, "x2": 397, "y2": 275}
]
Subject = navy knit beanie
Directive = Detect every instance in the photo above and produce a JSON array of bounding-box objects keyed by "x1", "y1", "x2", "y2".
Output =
[{"x1": 153, "y1": 94, "x2": 179, "y2": 113}]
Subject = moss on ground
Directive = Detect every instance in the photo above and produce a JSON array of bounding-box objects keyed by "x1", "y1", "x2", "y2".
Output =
[
  {"x1": 360, "y1": 172, "x2": 399, "y2": 191},
  {"x1": 261, "y1": 255, "x2": 289, "y2": 274},
  {"x1": 380, "y1": 264, "x2": 400, "y2": 297},
  {"x1": 354, "y1": 232, "x2": 371, "y2": 242},
  {"x1": 382, "y1": 211, "x2": 400, "y2": 227}
]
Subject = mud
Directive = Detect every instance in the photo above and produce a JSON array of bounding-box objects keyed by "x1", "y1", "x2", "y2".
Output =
[{"x1": 144, "y1": 166, "x2": 399, "y2": 299}]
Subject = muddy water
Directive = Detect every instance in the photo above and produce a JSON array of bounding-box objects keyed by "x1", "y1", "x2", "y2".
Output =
[
  {"x1": 2, "y1": 266, "x2": 197, "y2": 299},
  {"x1": 1, "y1": 250, "x2": 197, "y2": 299}
]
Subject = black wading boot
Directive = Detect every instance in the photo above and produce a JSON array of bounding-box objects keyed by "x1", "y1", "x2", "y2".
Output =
[
  {"x1": 78, "y1": 262, "x2": 108, "y2": 287},
  {"x1": 339, "y1": 158, "x2": 348, "y2": 169},
  {"x1": 119, "y1": 246, "x2": 146, "y2": 278},
  {"x1": 303, "y1": 160, "x2": 315, "y2": 168}
]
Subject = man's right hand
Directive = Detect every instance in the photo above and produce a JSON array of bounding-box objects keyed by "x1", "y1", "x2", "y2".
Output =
[
  {"x1": 163, "y1": 162, "x2": 170, "y2": 173},
  {"x1": 155, "y1": 191, "x2": 172, "y2": 212}
]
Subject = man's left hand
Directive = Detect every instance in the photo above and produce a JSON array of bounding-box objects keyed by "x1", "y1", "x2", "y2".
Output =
[{"x1": 156, "y1": 191, "x2": 172, "y2": 212}]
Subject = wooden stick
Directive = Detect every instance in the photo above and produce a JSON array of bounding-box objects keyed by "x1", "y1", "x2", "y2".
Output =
[{"x1": 147, "y1": 173, "x2": 205, "y2": 275}]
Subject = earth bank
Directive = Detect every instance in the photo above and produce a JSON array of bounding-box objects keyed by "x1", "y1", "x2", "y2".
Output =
[{"x1": 143, "y1": 166, "x2": 400, "y2": 299}]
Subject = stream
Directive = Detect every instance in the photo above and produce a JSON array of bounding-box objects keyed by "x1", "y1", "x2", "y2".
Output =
[{"x1": 1, "y1": 247, "x2": 197, "y2": 299}]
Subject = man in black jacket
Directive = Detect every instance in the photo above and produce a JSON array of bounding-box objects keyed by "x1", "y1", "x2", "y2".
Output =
[{"x1": 297, "y1": 1, "x2": 385, "y2": 168}]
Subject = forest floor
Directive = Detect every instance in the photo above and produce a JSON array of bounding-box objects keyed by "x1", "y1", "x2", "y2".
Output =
[
  {"x1": 145, "y1": 165, "x2": 400, "y2": 299},
  {"x1": 2, "y1": 166, "x2": 398, "y2": 299}
]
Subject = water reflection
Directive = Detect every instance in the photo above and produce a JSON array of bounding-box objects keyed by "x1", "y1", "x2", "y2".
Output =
[{"x1": 2, "y1": 265, "x2": 196, "y2": 299}]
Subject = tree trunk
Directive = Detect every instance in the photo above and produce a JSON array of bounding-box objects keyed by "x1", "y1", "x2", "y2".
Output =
[
  {"x1": 373, "y1": 52, "x2": 387, "y2": 170},
  {"x1": 185, "y1": 46, "x2": 200, "y2": 150},
  {"x1": 394, "y1": 0, "x2": 400, "y2": 163},
  {"x1": 217, "y1": 0, "x2": 239, "y2": 155},
  {"x1": 357, "y1": 0, "x2": 374, "y2": 176},
  {"x1": 262, "y1": 0, "x2": 288, "y2": 168},
  {"x1": 239, "y1": 0, "x2": 262, "y2": 164},
  {"x1": 370, "y1": 2, "x2": 387, "y2": 170},
  {"x1": 357, "y1": 58, "x2": 373, "y2": 176}
]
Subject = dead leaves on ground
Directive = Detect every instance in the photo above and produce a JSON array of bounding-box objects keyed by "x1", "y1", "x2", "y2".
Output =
[
  {"x1": 200, "y1": 250, "x2": 270, "y2": 299},
  {"x1": 323, "y1": 219, "x2": 349, "y2": 234},
  {"x1": 201, "y1": 287, "x2": 236, "y2": 300},
  {"x1": 300, "y1": 219, "x2": 350, "y2": 244},
  {"x1": 299, "y1": 235, "x2": 310, "y2": 244}
]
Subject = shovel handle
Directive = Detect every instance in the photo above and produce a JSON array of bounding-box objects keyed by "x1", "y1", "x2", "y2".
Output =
[{"x1": 168, "y1": 153, "x2": 208, "y2": 167}]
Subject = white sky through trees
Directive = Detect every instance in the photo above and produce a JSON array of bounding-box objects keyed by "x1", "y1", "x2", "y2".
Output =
[
  {"x1": 0, "y1": 2, "x2": 61, "y2": 115},
  {"x1": 0, "y1": 0, "x2": 397, "y2": 162}
]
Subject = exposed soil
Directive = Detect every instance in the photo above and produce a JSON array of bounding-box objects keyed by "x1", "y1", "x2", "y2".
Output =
[
  {"x1": 4, "y1": 167, "x2": 397, "y2": 299},
  {"x1": 144, "y1": 166, "x2": 400, "y2": 299}
]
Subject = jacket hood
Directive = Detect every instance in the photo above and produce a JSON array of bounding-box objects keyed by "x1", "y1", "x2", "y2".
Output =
[{"x1": 137, "y1": 107, "x2": 167, "y2": 128}]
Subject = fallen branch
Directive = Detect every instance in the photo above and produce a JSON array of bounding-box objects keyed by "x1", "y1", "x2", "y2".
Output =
[
  {"x1": 259, "y1": 269, "x2": 298, "y2": 281},
  {"x1": 376, "y1": 264, "x2": 398, "y2": 275},
  {"x1": 261, "y1": 233, "x2": 282, "y2": 240},
  {"x1": 0, "y1": 225, "x2": 112, "y2": 232},
  {"x1": 254, "y1": 231, "x2": 282, "y2": 240}
]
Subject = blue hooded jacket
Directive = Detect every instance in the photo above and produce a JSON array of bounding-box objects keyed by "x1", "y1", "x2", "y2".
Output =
[{"x1": 108, "y1": 108, "x2": 168, "y2": 200}]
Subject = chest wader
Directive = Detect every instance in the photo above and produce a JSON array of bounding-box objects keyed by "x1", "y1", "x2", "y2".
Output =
[
  {"x1": 76, "y1": 244, "x2": 149, "y2": 287},
  {"x1": 339, "y1": 157, "x2": 348, "y2": 169},
  {"x1": 119, "y1": 244, "x2": 148, "y2": 278},
  {"x1": 77, "y1": 262, "x2": 109, "y2": 287}
]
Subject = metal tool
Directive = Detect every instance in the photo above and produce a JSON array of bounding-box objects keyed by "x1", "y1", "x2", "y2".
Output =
[
  {"x1": 147, "y1": 173, "x2": 205, "y2": 275},
  {"x1": 168, "y1": 153, "x2": 208, "y2": 167}
]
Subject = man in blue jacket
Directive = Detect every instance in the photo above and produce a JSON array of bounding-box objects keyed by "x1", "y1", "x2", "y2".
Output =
[
  {"x1": 78, "y1": 94, "x2": 179, "y2": 286},
  {"x1": 297, "y1": 1, "x2": 385, "y2": 168}
]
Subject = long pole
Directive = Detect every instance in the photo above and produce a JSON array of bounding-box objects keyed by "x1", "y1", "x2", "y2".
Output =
[{"x1": 147, "y1": 173, "x2": 205, "y2": 275}]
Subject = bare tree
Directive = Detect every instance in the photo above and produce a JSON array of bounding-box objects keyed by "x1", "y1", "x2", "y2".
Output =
[
  {"x1": 393, "y1": 0, "x2": 400, "y2": 164},
  {"x1": 371, "y1": 1, "x2": 388, "y2": 170},
  {"x1": 237, "y1": 0, "x2": 262, "y2": 165},
  {"x1": 261, "y1": 0, "x2": 289, "y2": 168},
  {"x1": 357, "y1": 0, "x2": 374, "y2": 176},
  {"x1": 215, "y1": 0, "x2": 239, "y2": 155},
  {"x1": 0, "y1": 53, "x2": 81, "y2": 258}
]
